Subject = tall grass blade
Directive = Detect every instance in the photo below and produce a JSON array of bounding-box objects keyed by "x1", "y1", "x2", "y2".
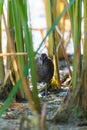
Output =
[
  {"x1": 14, "y1": 0, "x2": 41, "y2": 113},
  {"x1": 69, "y1": 0, "x2": 82, "y2": 88},
  {"x1": 11, "y1": 0, "x2": 26, "y2": 97},
  {"x1": 36, "y1": 0, "x2": 75, "y2": 54},
  {"x1": 0, "y1": 14, "x2": 5, "y2": 83},
  {"x1": 0, "y1": 0, "x2": 4, "y2": 15}
]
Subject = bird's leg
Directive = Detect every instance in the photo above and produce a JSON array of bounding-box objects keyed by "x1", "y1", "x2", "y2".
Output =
[
  {"x1": 45, "y1": 82, "x2": 50, "y2": 96},
  {"x1": 45, "y1": 84, "x2": 48, "y2": 96}
]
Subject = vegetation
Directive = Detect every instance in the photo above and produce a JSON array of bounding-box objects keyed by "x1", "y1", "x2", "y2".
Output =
[
  {"x1": 0, "y1": 0, "x2": 87, "y2": 129},
  {"x1": 53, "y1": 0, "x2": 87, "y2": 123}
]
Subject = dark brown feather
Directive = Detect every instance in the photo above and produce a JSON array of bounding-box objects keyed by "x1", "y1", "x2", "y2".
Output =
[{"x1": 35, "y1": 53, "x2": 54, "y2": 83}]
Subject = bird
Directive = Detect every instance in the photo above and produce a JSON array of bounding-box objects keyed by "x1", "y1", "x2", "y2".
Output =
[{"x1": 35, "y1": 53, "x2": 54, "y2": 95}]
